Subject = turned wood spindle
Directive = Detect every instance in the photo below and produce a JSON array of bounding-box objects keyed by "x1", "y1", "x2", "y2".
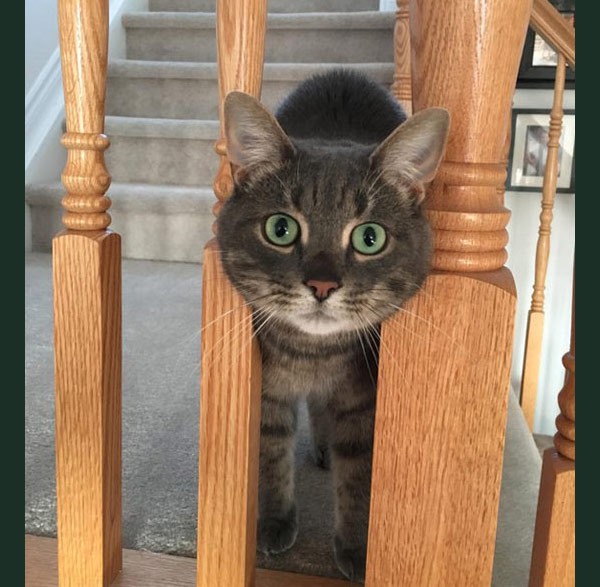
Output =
[
  {"x1": 58, "y1": 0, "x2": 112, "y2": 231},
  {"x1": 391, "y1": 0, "x2": 413, "y2": 115},
  {"x1": 409, "y1": 0, "x2": 535, "y2": 274},
  {"x1": 211, "y1": 0, "x2": 268, "y2": 234},
  {"x1": 54, "y1": 0, "x2": 122, "y2": 585},
  {"x1": 520, "y1": 53, "x2": 567, "y2": 430},
  {"x1": 197, "y1": 2, "x2": 267, "y2": 586}
]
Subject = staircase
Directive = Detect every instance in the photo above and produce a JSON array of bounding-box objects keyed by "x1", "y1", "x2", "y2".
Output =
[{"x1": 26, "y1": 0, "x2": 393, "y2": 263}]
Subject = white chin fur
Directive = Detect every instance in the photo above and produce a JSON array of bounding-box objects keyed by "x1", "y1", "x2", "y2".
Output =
[{"x1": 286, "y1": 313, "x2": 355, "y2": 336}]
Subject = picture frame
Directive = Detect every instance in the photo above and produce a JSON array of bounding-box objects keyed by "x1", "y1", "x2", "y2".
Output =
[
  {"x1": 517, "y1": 0, "x2": 575, "y2": 89},
  {"x1": 506, "y1": 108, "x2": 575, "y2": 193}
]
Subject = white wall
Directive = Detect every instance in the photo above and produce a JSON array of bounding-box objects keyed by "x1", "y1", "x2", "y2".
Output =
[{"x1": 25, "y1": 0, "x2": 59, "y2": 96}]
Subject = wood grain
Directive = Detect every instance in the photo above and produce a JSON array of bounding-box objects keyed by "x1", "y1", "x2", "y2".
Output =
[
  {"x1": 196, "y1": 2, "x2": 267, "y2": 585},
  {"x1": 58, "y1": 0, "x2": 112, "y2": 231},
  {"x1": 528, "y1": 451, "x2": 575, "y2": 586},
  {"x1": 54, "y1": 0, "x2": 122, "y2": 584},
  {"x1": 519, "y1": 54, "x2": 567, "y2": 430},
  {"x1": 366, "y1": 272, "x2": 516, "y2": 586},
  {"x1": 26, "y1": 536, "x2": 354, "y2": 587},
  {"x1": 212, "y1": 0, "x2": 268, "y2": 216},
  {"x1": 196, "y1": 241, "x2": 262, "y2": 587},
  {"x1": 410, "y1": 0, "x2": 531, "y2": 273},
  {"x1": 364, "y1": 1, "x2": 528, "y2": 584},
  {"x1": 53, "y1": 231, "x2": 122, "y2": 587},
  {"x1": 531, "y1": 0, "x2": 575, "y2": 70},
  {"x1": 529, "y1": 270, "x2": 574, "y2": 586},
  {"x1": 391, "y1": 0, "x2": 413, "y2": 115}
]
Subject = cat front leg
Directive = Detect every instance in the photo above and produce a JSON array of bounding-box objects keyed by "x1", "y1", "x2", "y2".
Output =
[
  {"x1": 257, "y1": 390, "x2": 299, "y2": 555},
  {"x1": 330, "y1": 384, "x2": 376, "y2": 582}
]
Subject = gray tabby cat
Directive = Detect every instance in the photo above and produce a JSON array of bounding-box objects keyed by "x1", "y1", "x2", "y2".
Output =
[{"x1": 216, "y1": 70, "x2": 449, "y2": 582}]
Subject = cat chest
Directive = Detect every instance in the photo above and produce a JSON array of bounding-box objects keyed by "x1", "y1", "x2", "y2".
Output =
[{"x1": 262, "y1": 351, "x2": 354, "y2": 397}]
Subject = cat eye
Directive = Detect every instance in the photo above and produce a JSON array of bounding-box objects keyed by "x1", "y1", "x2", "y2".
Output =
[
  {"x1": 264, "y1": 213, "x2": 300, "y2": 247},
  {"x1": 351, "y1": 223, "x2": 387, "y2": 255}
]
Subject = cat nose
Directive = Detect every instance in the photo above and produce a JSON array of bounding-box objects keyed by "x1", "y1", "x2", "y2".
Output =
[{"x1": 306, "y1": 279, "x2": 340, "y2": 302}]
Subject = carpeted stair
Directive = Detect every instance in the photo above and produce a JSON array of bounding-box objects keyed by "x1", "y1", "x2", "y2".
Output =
[{"x1": 25, "y1": 0, "x2": 393, "y2": 263}]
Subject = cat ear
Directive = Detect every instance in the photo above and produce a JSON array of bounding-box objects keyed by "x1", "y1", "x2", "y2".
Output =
[
  {"x1": 224, "y1": 91, "x2": 295, "y2": 179},
  {"x1": 370, "y1": 107, "x2": 450, "y2": 197}
]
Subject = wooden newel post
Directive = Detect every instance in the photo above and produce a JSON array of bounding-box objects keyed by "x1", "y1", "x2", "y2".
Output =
[
  {"x1": 196, "y1": 1, "x2": 267, "y2": 586},
  {"x1": 529, "y1": 274, "x2": 575, "y2": 587},
  {"x1": 54, "y1": 0, "x2": 122, "y2": 585},
  {"x1": 365, "y1": 1, "x2": 531, "y2": 585}
]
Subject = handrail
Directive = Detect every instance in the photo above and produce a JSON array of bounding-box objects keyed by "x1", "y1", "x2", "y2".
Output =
[{"x1": 530, "y1": 0, "x2": 575, "y2": 70}]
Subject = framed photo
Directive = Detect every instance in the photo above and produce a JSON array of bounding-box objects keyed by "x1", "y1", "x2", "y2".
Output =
[
  {"x1": 517, "y1": 0, "x2": 575, "y2": 88},
  {"x1": 507, "y1": 109, "x2": 575, "y2": 193}
]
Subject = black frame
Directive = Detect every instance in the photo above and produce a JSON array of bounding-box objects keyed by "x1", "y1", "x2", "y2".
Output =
[
  {"x1": 506, "y1": 108, "x2": 575, "y2": 194},
  {"x1": 517, "y1": 0, "x2": 575, "y2": 89}
]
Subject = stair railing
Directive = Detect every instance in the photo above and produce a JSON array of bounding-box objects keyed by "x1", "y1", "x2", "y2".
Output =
[
  {"x1": 521, "y1": 6, "x2": 575, "y2": 584},
  {"x1": 519, "y1": 0, "x2": 575, "y2": 432},
  {"x1": 51, "y1": 0, "x2": 575, "y2": 585}
]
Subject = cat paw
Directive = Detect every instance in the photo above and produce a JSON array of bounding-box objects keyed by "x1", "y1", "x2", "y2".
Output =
[
  {"x1": 334, "y1": 536, "x2": 366, "y2": 583},
  {"x1": 311, "y1": 442, "x2": 331, "y2": 470},
  {"x1": 257, "y1": 506, "x2": 298, "y2": 555}
]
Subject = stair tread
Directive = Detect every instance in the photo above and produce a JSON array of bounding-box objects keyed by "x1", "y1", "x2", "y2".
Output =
[
  {"x1": 105, "y1": 115, "x2": 220, "y2": 139},
  {"x1": 149, "y1": 0, "x2": 380, "y2": 13},
  {"x1": 122, "y1": 10, "x2": 394, "y2": 30},
  {"x1": 108, "y1": 59, "x2": 395, "y2": 81},
  {"x1": 26, "y1": 181, "x2": 216, "y2": 214}
]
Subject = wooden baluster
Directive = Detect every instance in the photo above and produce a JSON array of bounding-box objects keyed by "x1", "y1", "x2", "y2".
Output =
[
  {"x1": 520, "y1": 54, "x2": 567, "y2": 431},
  {"x1": 54, "y1": 0, "x2": 122, "y2": 585},
  {"x1": 529, "y1": 271, "x2": 574, "y2": 586},
  {"x1": 391, "y1": 0, "x2": 413, "y2": 115},
  {"x1": 196, "y1": 1, "x2": 267, "y2": 586},
  {"x1": 365, "y1": 1, "x2": 530, "y2": 584}
]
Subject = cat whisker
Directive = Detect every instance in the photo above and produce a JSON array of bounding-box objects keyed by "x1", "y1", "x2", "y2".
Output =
[
  {"x1": 385, "y1": 303, "x2": 463, "y2": 349},
  {"x1": 215, "y1": 307, "x2": 279, "y2": 380},
  {"x1": 202, "y1": 304, "x2": 269, "y2": 359},
  {"x1": 199, "y1": 293, "x2": 275, "y2": 335},
  {"x1": 201, "y1": 305, "x2": 275, "y2": 373}
]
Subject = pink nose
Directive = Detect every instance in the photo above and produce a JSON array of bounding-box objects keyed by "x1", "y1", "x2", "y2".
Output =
[{"x1": 306, "y1": 279, "x2": 339, "y2": 302}]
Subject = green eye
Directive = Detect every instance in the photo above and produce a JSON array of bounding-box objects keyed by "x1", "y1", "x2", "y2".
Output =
[
  {"x1": 264, "y1": 213, "x2": 300, "y2": 246},
  {"x1": 351, "y1": 223, "x2": 387, "y2": 255}
]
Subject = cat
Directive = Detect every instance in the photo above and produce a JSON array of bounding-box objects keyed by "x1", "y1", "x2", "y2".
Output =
[{"x1": 216, "y1": 69, "x2": 449, "y2": 582}]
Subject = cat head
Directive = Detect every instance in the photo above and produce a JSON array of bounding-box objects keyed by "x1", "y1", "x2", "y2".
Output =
[{"x1": 217, "y1": 91, "x2": 449, "y2": 338}]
